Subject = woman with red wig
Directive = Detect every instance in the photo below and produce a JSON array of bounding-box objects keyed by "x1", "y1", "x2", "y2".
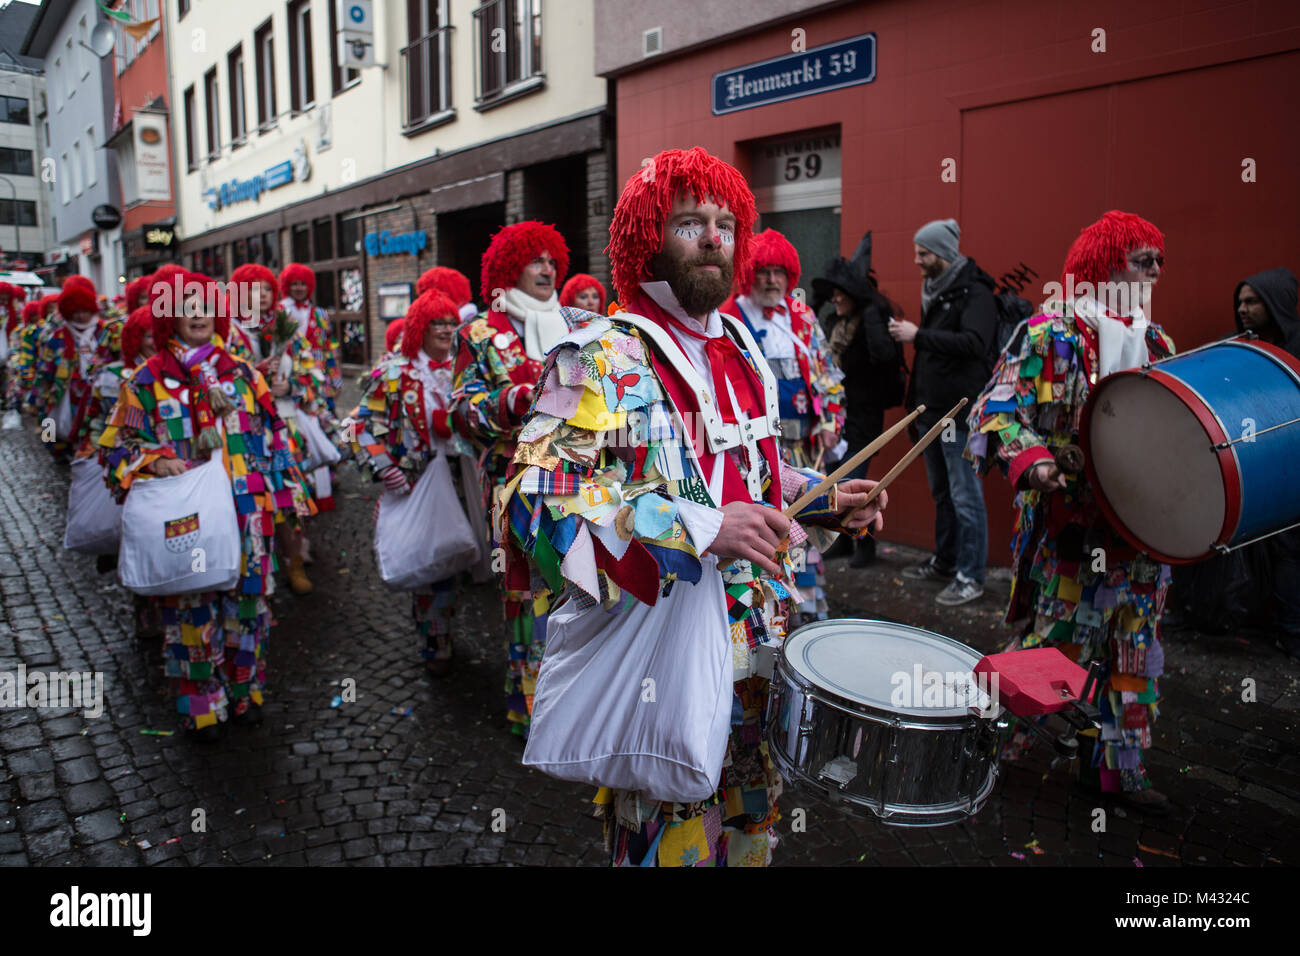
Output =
[
  {"x1": 99, "y1": 272, "x2": 315, "y2": 738},
  {"x1": 343, "y1": 290, "x2": 477, "y2": 675},
  {"x1": 0, "y1": 282, "x2": 26, "y2": 411},
  {"x1": 558, "y1": 273, "x2": 607, "y2": 315},
  {"x1": 4, "y1": 300, "x2": 41, "y2": 411},
  {"x1": 223, "y1": 264, "x2": 281, "y2": 364},
  {"x1": 383, "y1": 318, "x2": 405, "y2": 356},
  {"x1": 31, "y1": 277, "x2": 110, "y2": 458}
]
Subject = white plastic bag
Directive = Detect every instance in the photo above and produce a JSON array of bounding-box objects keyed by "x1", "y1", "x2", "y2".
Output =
[
  {"x1": 523, "y1": 559, "x2": 734, "y2": 803},
  {"x1": 374, "y1": 453, "x2": 481, "y2": 589},
  {"x1": 295, "y1": 409, "x2": 341, "y2": 471},
  {"x1": 63, "y1": 457, "x2": 123, "y2": 555},
  {"x1": 54, "y1": 389, "x2": 74, "y2": 441},
  {"x1": 118, "y1": 456, "x2": 241, "y2": 596}
]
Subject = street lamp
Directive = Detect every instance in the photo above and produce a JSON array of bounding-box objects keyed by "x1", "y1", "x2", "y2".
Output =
[{"x1": 0, "y1": 175, "x2": 20, "y2": 268}]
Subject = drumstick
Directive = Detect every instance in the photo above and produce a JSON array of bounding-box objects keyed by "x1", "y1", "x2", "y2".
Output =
[
  {"x1": 858, "y1": 398, "x2": 969, "y2": 507},
  {"x1": 783, "y1": 405, "x2": 925, "y2": 518}
]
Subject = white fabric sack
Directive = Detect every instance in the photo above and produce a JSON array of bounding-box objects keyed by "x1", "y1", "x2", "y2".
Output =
[
  {"x1": 523, "y1": 559, "x2": 733, "y2": 803},
  {"x1": 374, "y1": 453, "x2": 481, "y2": 590},
  {"x1": 54, "y1": 389, "x2": 74, "y2": 441},
  {"x1": 0, "y1": 329, "x2": 9, "y2": 364},
  {"x1": 118, "y1": 457, "x2": 241, "y2": 596},
  {"x1": 63, "y1": 457, "x2": 123, "y2": 554},
  {"x1": 296, "y1": 410, "x2": 341, "y2": 471}
]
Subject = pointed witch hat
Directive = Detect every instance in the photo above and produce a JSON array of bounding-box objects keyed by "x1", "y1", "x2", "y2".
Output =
[{"x1": 811, "y1": 231, "x2": 879, "y2": 311}]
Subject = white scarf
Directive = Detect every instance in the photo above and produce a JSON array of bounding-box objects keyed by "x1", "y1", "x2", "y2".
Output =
[
  {"x1": 501, "y1": 287, "x2": 566, "y2": 362},
  {"x1": 67, "y1": 319, "x2": 100, "y2": 377},
  {"x1": 1073, "y1": 295, "x2": 1150, "y2": 378},
  {"x1": 280, "y1": 296, "x2": 315, "y2": 337}
]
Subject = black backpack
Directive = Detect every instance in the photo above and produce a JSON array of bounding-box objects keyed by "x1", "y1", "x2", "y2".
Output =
[{"x1": 989, "y1": 290, "x2": 1035, "y2": 365}]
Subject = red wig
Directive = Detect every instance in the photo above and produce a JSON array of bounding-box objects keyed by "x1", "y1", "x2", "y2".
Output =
[
  {"x1": 280, "y1": 263, "x2": 316, "y2": 300},
  {"x1": 0, "y1": 282, "x2": 24, "y2": 334},
  {"x1": 121, "y1": 307, "x2": 155, "y2": 367},
  {"x1": 606, "y1": 147, "x2": 757, "y2": 304},
  {"x1": 58, "y1": 283, "x2": 98, "y2": 318},
  {"x1": 21, "y1": 301, "x2": 41, "y2": 326},
  {"x1": 400, "y1": 291, "x2": 459, "y2": 360},
  {"x1": 229, "y1": 263, "x2": 279, "y2": 320},
  {"x1": 152, "y1": 271, "x2": 222, "y2": 346},
  {"x1": 418, "y1": 266, "x2": 472, "y2": 307},
  {"x1": 559, "y1": 273, "x2": 607, "y2": 313},
  {"x1": 39, "y1": 294, "x2": 60, "y2": 318},
  {"x1": 148, "y1": 264, "x2": 188, "y2": 308},
  {"x1": 740, "y1": 228, "x2": 801, "y2": 295},
  {"x1": 124, "y1": 276, "x2": 150, "y2": 311},
  {"x1": 480, "y1": 221, "x2": 569, "y2": 302},
  {"x1": 385, "y1": 318, "x2": 406, "y2": 353},
  {"x1": 1061, "y1": 210, "x2": 1165, "y2": 288}
]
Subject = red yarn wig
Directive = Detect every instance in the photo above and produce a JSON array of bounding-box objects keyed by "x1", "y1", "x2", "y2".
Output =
[
  {"x1": 1061, "y1": 210, "x2": 1165, "y2": 288},
  {"x1": 417, "y1": 266, "x2": 472, "y2": 307},
  {"x1": 21, "y1": 301, "x2": 41, "y2": 326},
  {"x1": 153, "y1": 271, "x2": 222, "y2": 346},
  {"x1": 58, "y1": 283, "x2": 98, "y2": 318},
  {"x1": 740, "y1": 228, "x2": 801, "y2": 295},
  {"x1": 121, "y1": 307, "x2": 155, "y2": 367},
  {"x1": 148, "y1": 264, "x2": 188, "y2": 308},
  {"x1": 0, "y1": 282, "x2": 23, "y2": 334},
  {"x1": 479, "y1": 221, "x2": 569, "y2": 302},
  {"x1": 559, "y1": 273, "x2": 607, "y2": 313},
  {"x1": 229, "y1": 264, "x2": 279, "y2": 319},
  {"x1": 124, "y1": 276, "x2": 150, "y2": 311},
  {"x1": 400, "y1": 291, "x2": 459, "y2": 359},
  {"x1": 39, "y1": 294, "x2": 60, "y2": 319},
  {"x1": 280, "y1": 263, "x2": 316, "y2": 300},
  {"x1": 385, "y1": 318, "x2": 406, "y2": 353},
  {"x1": 606, "y1": 146, "x2": 757, "y2": 304}
]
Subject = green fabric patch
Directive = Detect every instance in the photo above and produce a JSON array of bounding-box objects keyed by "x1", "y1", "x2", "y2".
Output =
[
  {"x1": 188, "y1": 661, "x2": 213, "y2": 681},
  {"x1": 1020, "y1": 354, "x2": 1043, "y2": 378},
  {"x1": 1047, "y1": 619, "x2": 1075, "y2": 644},
  {"x1": 531, "y1": 529, "x2": 564, "y2": 596}
]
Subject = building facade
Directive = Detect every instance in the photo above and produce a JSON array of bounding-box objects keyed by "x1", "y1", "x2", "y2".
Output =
[
  {"x1": 595, "y1": 0, "x2": 1300, "y2": 558},
  {"x1": 167, "y1": 0, "x2": 610, "y2": 368},
  {"x1": 21, "y1": 0, "x2": 126, "y2": 292},
  {"x1": 0, "y1": 0, "x2": 54, "y2": 272}
]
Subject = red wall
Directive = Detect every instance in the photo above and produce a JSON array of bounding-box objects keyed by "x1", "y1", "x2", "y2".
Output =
[
  {"x1": 612, "y1": 0, "x2": 1300, "y2": 563},
  {"x1": 116, "y1": 29, "x2": 175, "y2": 234}
]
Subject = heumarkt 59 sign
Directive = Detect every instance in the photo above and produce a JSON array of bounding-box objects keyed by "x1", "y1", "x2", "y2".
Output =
[{"x1": 712, "y1": 34, "x2": 876, "y2": 115}]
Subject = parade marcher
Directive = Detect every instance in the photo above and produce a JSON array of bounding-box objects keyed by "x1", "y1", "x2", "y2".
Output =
[
  {"x1": 894, "y1": 218, "x2": 996, "y2": 605},
  {"x1": 100, "y1": 272, "x2": 314, "y2": 739},
  {"x1": 223, "y1": 264, "x2": 282, "y2": 364},
  {"x1": 966, "y1": 209, "x2": 1174, "y2": 812},
  {"x1": 451, "y1": 220, "x2": 570, "y2": 738},
  {"x1": 418, "y1": 266, "x2": 479, "y2": 323},
  {"x1": 812, "y1": 232, "x2": 908, "y2": 567},
  {"x1": 72, "y1": 306, "x2": 156, "y2": 460},
  {"x1": 345, "y1": 291, "x2": 477, "y2": 675},
  {"x1": 559, "y1": 273, "x2": 607, "y2": 315},
  {"x1": 124, "y1": 276, "x2": 151, "y2": 313},
  {"x1": 4, "y1": 300, "x2": 40, "y2": 412},
  {"x1": 721, "y1": 228, "x2": 845, "y2": 623},
  {"x1": 13, "y1": 294, "x2": 60, "y2": 412},
  {"x1": 32, "y1": 277, "x2": 110, "y2": 459},
  {"x1": 0, "y1": 282, "x2": 25, "y2": 410},
  {"x1": 384, "y1": 319, "x2": 405, "y2": 356},
  {"x1": 503, "y1": 146, "x2": 887, "y2": 865}
]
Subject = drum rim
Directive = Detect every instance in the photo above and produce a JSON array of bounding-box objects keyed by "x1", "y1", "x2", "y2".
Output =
[{"x1": 777, "y1": 618, "x2": 990, "y2": 724}]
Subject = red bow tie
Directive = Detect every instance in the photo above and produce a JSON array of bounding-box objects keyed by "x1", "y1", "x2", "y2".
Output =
[
  {"x1": 761, "y1": 304, "x2": 787, "y2": 319},
  {"x1": 428, "y1": 359, "x2": 452, "y2": 371},
  {"x1": 666, "y1": 317, "x2": 760, "y2": 426}
]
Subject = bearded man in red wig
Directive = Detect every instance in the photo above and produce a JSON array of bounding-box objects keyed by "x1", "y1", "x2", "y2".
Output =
[
  {"x1": 967, "y1": 210, "x2": 1174, "y2": 813},
  {"x1": 450, "y1": 219, "x2": 571, "y2": 738},
  {"x1": 501, "y1": 147, "x2": 888, "y2": 865}
]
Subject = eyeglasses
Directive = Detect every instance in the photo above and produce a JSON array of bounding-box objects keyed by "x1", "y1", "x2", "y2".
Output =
[
  {"x1": 1128, "y1": 253, "x2": 1164, "y2": 271},
  {"x1": 431, "y1": 320, "x2": 459, "y2": 328}
]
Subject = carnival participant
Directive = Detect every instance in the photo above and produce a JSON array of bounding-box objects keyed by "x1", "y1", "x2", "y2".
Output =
[
  {"x1": 223, "y1": 264, "x2": 281, "y2": 364},
  {"x1": 72, "y1": 306, "x2": 156, "y2": 459},
  {"x1": 450, "y1": 220, "x2": 571, "y2": 738},
  {"x1": 0, "y1": 283, "x2": 25, "y2": 409},
  {"x1": 559, "y1": 273, "x2": 607, "y2": 315},
  {"x1": 503, "y1": 147, "x2": 887, "y2": 865},
  {"x1": 345, "y1": 291, "x2": 476, "y2": 675},
  {"x1": 124, "y1": 276, "x2": 151, "y2": 312},
  {"x1": 99, "y1": 272, "x2": 313, "y2": 739},
  {"x1": 32, "y1": 277, "x2": 109, "y2": 459},
  {"x1": 722, "y1": 229, "x2": 845, "y2": 625},
  {"x1": 384, "y1": 319, "x2": 405, "y2": 356},
  {"x1": 966, "y1": 210, "x2": 1173, "y2": 813},
  {"x1": 4, "y1": 300, "x2": 40, "y2": 410},
  {"x1": 418, "y1": 266, "x2": 479, "y2": 323},
  {"x1": 14, "y1": 294, "x2": 60, "y2": 411}
]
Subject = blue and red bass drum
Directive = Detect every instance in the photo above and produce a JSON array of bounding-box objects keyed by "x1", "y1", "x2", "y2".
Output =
[{"x1": 1082, "y1": 337, "x2": 1300, "y2": 564}]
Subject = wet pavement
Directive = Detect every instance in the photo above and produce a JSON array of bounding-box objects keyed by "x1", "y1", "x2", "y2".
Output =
[{"x1": 2, "y1": 382, "x2": 1298, "y2": 867}]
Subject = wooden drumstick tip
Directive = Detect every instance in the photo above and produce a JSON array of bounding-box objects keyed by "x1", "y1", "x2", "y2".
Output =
[{"x1": 1055, "y1": 443, "x2": 1085, "y2": 475}]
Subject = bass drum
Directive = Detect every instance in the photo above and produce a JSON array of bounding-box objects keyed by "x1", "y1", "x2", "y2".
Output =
[{"x1": 768, "y1": 619, "x2": 1002, "y2": 827}]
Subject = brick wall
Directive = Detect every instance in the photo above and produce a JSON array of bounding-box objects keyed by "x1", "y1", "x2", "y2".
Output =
[
  {"x1": 504, "y1": 170, "x2": 525, "y2": 226},
  {"x1": 361, "y1": 203, "x2": 437, "y2": 364},
  {"x1": 584, "y1": 148, "x2": 611, "y2": 292}
]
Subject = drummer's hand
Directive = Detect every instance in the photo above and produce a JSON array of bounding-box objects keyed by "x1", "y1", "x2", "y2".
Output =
[
  {"x1": 834, "y1": 478, "x2": 887, "y2": 534},
  {"x1": 270, "y1": 376, "x2": 290, "y2": 397},
  {"x1": 1027, "y1": 461, "x2": 1068, "y2": 493},
  {"x1": 711, "y1": 502, "x2": 791, "y2": 576},
  {"x1": 148, "y1": 457, "x2": 187, "y2": 477}
]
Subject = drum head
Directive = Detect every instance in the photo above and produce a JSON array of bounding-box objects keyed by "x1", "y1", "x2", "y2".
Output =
[
  {"x1": 1088, "y1": 374, "x2": 1225, "y2": 560},
  {"x1": 783, "y1": 620, "x2": 985, "y2": 718}
]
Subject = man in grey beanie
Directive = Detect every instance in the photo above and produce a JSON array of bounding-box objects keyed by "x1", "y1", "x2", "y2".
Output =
[{"x1": 889, "y1": 218, "x2": 997, "y2": 605}]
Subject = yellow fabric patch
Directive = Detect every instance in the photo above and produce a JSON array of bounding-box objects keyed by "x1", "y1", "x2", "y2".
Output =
[
  {"x1": 1036, "y1": 378, "x2": 1053, "y2": 404},
  {"x1": 592, "y1": 787, "x2": 613, "y2": 806},
  {"x1": 568, "y1": 388, "x2": 626, "y2": 432},
  {"x1": 194, "y1": 711, "x2": 218, "y2": 729},
  {"x1": 980, "y1": 413, "x2": 1009, "y2": 434},
  {"x1": 180, "y1": 623, "x2": 203, "y2": 646},
  {"x1": 724, "y1": 786, "x2": 746, "y2": 819},
  {"x1": 657, "y1": 816, "x2": 710, "y2": 867},
  {"x1": 1057, "y1": 575, "x2": 1082, "y2": 604},
  {"x1": 726, "y1": 829, "x2": 769, "y2": 867}
]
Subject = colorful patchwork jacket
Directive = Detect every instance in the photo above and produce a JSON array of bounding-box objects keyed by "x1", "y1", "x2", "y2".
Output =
[
  {"x1": 501, "y1": 300, "x2": 857, "y2": 679},
  {"x1": 450, "y1": 310, "x2": 547, "y2": 494},
  {"x1": 31, "y1": 317, "x2": 113, "y2": 433},
  {"x1": 722, "y1": 293, "x2": 846, "y2": 450},
  {"x1": 264, "y1": 300, "x2": 343, "y2": 414},
  {"x1": 72, "y1": 358, "x2": 140, "y2": 461},
  {"x1": 7, "y1": 318, "x2": 46, "y2": 408},
  {"x1": 964, "y1": 300, "x2": 1176, "y2": 625}
]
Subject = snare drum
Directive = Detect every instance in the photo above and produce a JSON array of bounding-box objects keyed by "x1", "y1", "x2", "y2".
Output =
[{"x1": 768, "y1": 619, "x2": 1002, "y2": 827}]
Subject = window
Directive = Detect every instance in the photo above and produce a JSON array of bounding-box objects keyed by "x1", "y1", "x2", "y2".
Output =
[
  {"x1": 232, "y1": 237, "x2": 247, "y2": 267},
  {"x1": 337, "y1": 212, "x2": 358, "y2": 257},
  {"x1": 204, "y1": 67, "x2": 220, "y2": 159},
  {"x1": 402, "y1": 0, "x2": 452, "y2": 129},
  {"x1": 60, "y1": 152, "x2": 70, "y2": 203},
  {"x1": 315, "y1": 269, "x2": 335, "y2": 309},
  {"x1": 86, "y1": 126, "x2": 97, "y2": 186},
  {"x1": 262, "y1": 230, "x2": 280, "y2": 269},
  {"x1": 65, "y1": 39, "x2": 75, "y2": 97},
  {"x1": 288, "y1": 1, "x2": 315, "y2": 114},
  {"x1": 473, "y1": 0, "x2": 542, "y2": 106},
  {"x1": 292, "y1": 223, "x2": 311, "y2": 262},
  {"x1": 53, "y1": 57, "x2": 61, "y2": 109},
  {"x1": 179, "y1": 0, "x2": 189, "y2": 17},
  {"x1": 119, "y1": 1, "x2": 161, "y2": 70},
  {"x1": 0, "y1": 199, "x2": 39, "y2": 227},
  {"x1": 71, "y1": 139, "x2": 84, "y2": 196},
  {"x1": 183, "y1": 84, "x2": 198, "y2": 170},
  {"x1": 228, "y1": 45, "x2": 247, "y2": 145},
  {"x1": 0, "y1": 95, "x2": 31, "y2": 125},
  {"x1": 329, "y1": 0, "x2": 361, "y2": 94},
  {"x1": 43, "y1": 121, "x2": 50, "y2": 147},
  {"x1": 79, "y1": 17, "x2": 90, "y2": 78},
  {"x1": 312, "y1": 217, "x2": 333, "y2": 260},
  {"x1": 255, "y1": 19, "x2": 277, "y2": 129},
  {"x1": 0, "y1": 148, "x2": 35, "y2": 176}
]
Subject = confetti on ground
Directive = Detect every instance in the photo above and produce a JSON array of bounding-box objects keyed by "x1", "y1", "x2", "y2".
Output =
[
  {"x1": 136, "y1": 840, "x2": 152, "y2": 850},
  {"x1": 1133, "y1": 857, "x2": 1144, "y2": 867},
  {"x1": 140, "y1": 729, "x2": 174, "y2": 736},
  {"x1": 389, "y1": 706, "x2": 413, "y2": 716},
  {"x1": 330, "y1": 695, "x2": 342, "y2": 707},
  {"x1": 160, "y1": 836, "x2": 182, "y2": 846},
  {"x1": 234, "y1": 808, "x2": 246, "y2": 815},
  {"x1": 1009, "y1": 851, "x2": 1025, "y2": 860},
  {"x1": 1137, "y1": 843, "x2": 1178, "y2": 859}
]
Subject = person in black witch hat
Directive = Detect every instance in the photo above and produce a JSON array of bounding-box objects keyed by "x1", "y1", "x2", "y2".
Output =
[{"x1": 812, "y1": 232, "x2": 908, "y2": 567}]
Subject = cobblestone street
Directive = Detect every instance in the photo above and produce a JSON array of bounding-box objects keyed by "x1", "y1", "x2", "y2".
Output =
[{"x1": 2, "y1": 388, "x2": 1298, "y2": 868}]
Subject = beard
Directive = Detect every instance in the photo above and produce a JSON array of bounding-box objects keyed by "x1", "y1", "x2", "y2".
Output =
[{"x1": 650, "y1": 248, "x2": 734, "y2": 317}]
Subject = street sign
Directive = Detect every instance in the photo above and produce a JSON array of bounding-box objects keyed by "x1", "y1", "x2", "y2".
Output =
[
  {"x1": 712, "y1": 33, "x2": 877, "y2": 115},
  {"x1": 92, "y1": 204, "x2": 123, "y2": 230}
]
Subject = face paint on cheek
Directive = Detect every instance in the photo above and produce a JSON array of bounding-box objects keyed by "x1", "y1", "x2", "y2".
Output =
[
  {"x1": 673, "y1": 224, "x2": 703, "y2": 241},
  {"x1": 717, "y1": 230, "x2": 734, "y2": 246}
]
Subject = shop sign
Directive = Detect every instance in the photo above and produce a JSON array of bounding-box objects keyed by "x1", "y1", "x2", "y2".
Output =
[
  {"x1": 712, "y1": 33, "x2": 876, "y2": 115},
  {"x1": 205, "y1": 142, "x2": 311, "y2": 211},
  {"x1": 144, "y1": 225, "x2": 176, "y2": 250},
  {"x1": 364, "y1": 230, "x2": 428, "y2": 257}
]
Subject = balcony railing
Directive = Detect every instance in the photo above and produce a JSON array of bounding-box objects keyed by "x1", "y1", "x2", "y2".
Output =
[
  {"x1": 400, "y1": 26, "x2": 454, "y2": 131},
  {"x1": 472, "y1": 0, "x2": 543, "y2": 107}
]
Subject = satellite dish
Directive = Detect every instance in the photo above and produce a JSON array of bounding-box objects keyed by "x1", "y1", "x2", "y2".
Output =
[{"x1": 90, "y1": 22, "x2": 116, "y2": 58}]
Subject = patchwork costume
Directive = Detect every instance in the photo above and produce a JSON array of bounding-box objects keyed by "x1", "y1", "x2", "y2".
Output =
[{"x1": 32, "y1": 281, "x2": 113, "y2": 458}]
